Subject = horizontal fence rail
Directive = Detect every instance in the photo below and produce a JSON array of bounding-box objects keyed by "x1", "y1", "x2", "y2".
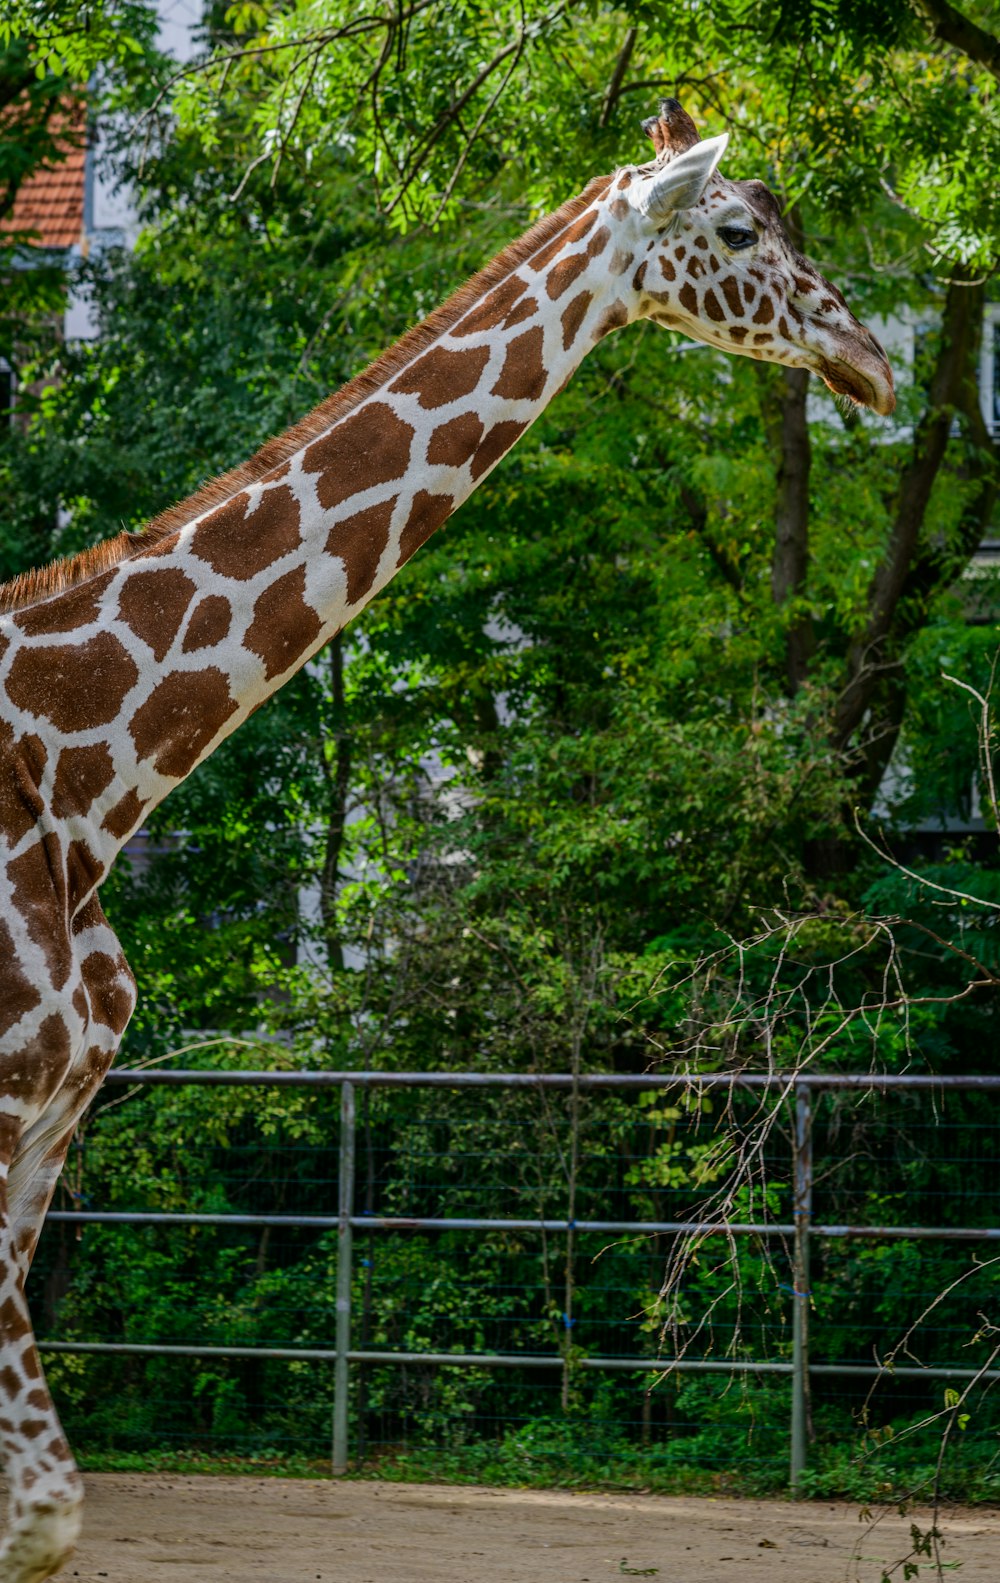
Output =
[
  {"x1": 35, "y1": 1339, "x2": 1000, "y2": 1384},
  {"x1": 36, "y1": 1068, "x2": 1000, "y2": 1487},
  {"x1": 44, "y1": 1210, "x2": 1000, "y2": 1240},
  {"x1": 101, "y1": 1068, "x2": 1000, "y2": 1090}
]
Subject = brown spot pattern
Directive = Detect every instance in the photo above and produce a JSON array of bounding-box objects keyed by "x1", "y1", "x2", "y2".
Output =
[
  {"x1": 491, "y1": 327, "x2": 547, "y2": 402},
  {"x1": 543, "y1": 223, "x2": 612, "y2": 300},
  {"x1": 6, "y1": 835, "x2": 71, "y2": 989},
  {"x1": 0, "y1": 923, "x2": 41, "y2": 1038},
  {"x1": 102, "y1": 788, "x2": 147, "y2": 840},
  {"x1": 65, "y1": 839, "x2": 103, "y2": 911},
  {"x1": 632, "y1": 263, "x2": 647, "y2": 292},
  {"x1": 471, "y1": 420, "x2": 528, "y2": 482},
  {"x1": 0, "y1": 729, "x2": 46, "y2": 846},
  {"x1": 304, "y1": 404, "x2": 414, "y2": 514},
  {"x1": 679, "y1": 282, "x2": 698, "y2": 315},
  {"x1": 329, "y1": 497, "x2": 396, "y2": 606},
  {"x1": 427, "y1": 412, "x2": 485, "y2": 468},
  {"x1": 6, "y1": 632, "x2": 139, "y2": 734},
  {"x1": 117, "y1": 568, "x2": 196, "y2": 662},
  {"x1": 561, "y1": 291, "x2": 592, "y2": 350},
  {"x1": 245, "y1": 566, "x2": 322, "y2": 682},
  {"x1": 51, "y1": 744, "x2": 115, "y2": 820},
  {"x1": 192, "y1": 484, "x2": 302, "y2": 582},
  {"x1": 545, "y1": 252, "x2": 590, "y2": 301},
  {"x1": 80, "y1": 951, "x2": 134, "y2": 1034},
  {"x1": 0, "y1": 1299, "x2": 30, "y2": 1343},
  {"x1": 0, "y1": 1012, "x2": 71, "y2": 1110},
  {"x1": 134, "y1": 534, "x2": 178, "y2": 562},
  {"x1": 453, "y1": 277, "x2": 527, "y2": 337},
  {"x1": 595, "y1": 301, "x2": 628, "y2": 338},
  {"x1": 720, "y1": 276, "x2": 742, "y2": 316},
  {"x1": 182, "y1": 596, "x2": 232, "y2": 653},
  {"x1": 129, "y1": 667, "x2": 238, "y2": 779},
  {"x1": 13, "y1": 573, "x2": 115, "y2": 638},
  {"x1": 703, "y1": 288, "x2": 725, "y2": 323},
  {"x1": 504, "y1": 298, "x2": 538, "y2": 330},
  {"x1": 529, "y1": 209, "x2": 597, "y2": 272},
  {"x1": 564, "y1": 209, "x2": 600, "y2": 246},
  {"x1": 397, "y1": 492, "x2": 454, "y2": 566},
  {"x1": 390, "y1": 344, "x2": 491, "y2": 409}
]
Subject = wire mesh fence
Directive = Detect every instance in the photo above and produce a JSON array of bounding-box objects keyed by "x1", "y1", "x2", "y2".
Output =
[{"x1": 27, "y1": 1069, "x2": 1000, "y2": 1497}]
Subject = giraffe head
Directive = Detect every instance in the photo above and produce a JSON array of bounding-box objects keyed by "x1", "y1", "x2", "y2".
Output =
[{"x1": 619, "y1": 101, "x2": 894, "y2": 415}]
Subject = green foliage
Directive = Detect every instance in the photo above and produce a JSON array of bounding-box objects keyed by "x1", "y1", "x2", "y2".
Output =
[{"x1": 4, "y1": 0, "x2": 1000, "y2": 1500}]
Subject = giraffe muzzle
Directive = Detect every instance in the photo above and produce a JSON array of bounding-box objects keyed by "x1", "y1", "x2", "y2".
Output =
[{"x1": 816, "y1": 337, "x2": 895, "y2": 417}]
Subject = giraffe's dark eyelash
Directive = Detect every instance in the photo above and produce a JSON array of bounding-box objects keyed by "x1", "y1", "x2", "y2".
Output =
[{"x1": 718, "y1": 225, "x2": 757, "y2": 250}]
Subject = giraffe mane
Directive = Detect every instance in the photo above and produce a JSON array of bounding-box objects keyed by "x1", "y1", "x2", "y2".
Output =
[{"x1": 0, "y1": 175, "x2": 613, "y2": 616}]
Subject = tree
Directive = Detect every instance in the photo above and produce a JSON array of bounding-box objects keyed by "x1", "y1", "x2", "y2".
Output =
[{"x1": 4, "y1": 0, "x2": 1000, "y2": 1502}]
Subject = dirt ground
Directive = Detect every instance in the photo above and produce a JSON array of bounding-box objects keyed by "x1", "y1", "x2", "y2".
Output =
[{"x1": 59, "y1": 1474, "x2": 1000, "y2": 1582}]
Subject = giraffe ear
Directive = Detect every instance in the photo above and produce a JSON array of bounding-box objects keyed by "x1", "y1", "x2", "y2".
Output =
[{"x1": 633, "y1": 133, "x2": 729, "y2": 221}]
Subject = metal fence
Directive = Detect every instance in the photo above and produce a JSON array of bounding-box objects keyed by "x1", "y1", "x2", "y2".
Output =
[{"x1": 30, "y1": 1067, "x2": 1000, "y2": 1491}]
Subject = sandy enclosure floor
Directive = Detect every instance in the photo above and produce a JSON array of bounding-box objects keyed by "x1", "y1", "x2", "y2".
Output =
[{"x1": 61, "y1": 1475, "x2": 1000, "y2": 1583}]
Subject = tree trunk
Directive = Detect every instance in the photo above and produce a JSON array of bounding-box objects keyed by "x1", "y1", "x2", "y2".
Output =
[
  {"x1": 771, "y1": 365, "x2": 814, "y2": 694},
  {"x1": 834, "y1": 278, "x2": 991, "y2": 754}
]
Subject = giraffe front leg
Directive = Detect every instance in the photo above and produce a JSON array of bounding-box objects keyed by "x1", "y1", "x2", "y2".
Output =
[
  {"x1": 0, "y1": 900, "x2": 135, "y2": 1582},
  {"x1": 0, "y1": 1182, "x2": 82, "y2": 1583},
  {"x1": 0, "y1": 1099, "x2": 113, "y2": 1583}
]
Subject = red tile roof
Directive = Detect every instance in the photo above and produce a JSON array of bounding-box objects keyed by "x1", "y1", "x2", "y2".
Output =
[{"x1": 2, "y1": 108, "x2": 86, "y2": 251}]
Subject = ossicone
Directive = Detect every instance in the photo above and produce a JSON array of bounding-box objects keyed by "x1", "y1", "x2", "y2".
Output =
[{"x1": 641, "y1": 99, "x2": 702, "y2": 160}]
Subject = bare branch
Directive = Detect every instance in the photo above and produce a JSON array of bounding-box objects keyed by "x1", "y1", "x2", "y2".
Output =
[
  {"x1": 912, "y1": 0, "x2": 1000, "y2": 80},
  {"x1": 598, "y1": 25, "x2": 637, "y2": 130}
]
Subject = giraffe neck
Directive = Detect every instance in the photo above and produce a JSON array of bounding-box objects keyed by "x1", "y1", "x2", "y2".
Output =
[{"x1": 0, "y1": 176, "x2": 638, "y2": 907}]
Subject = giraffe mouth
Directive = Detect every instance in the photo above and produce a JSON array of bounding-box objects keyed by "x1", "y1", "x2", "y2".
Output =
[{"x1": 817, "y1": 352, "x2": 895, "y2": 417}]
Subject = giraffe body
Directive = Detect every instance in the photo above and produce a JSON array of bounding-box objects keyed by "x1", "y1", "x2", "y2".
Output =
[{"x1": 0, "y1": 102, "x2": 892, "y2": 1579}]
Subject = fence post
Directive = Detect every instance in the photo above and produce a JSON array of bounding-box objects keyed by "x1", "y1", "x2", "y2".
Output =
[
  {"x1": 332, "y1": 1079, "x2": 355, "y2": 1476},
  {"x1": 790, "y1": 1080, "x2": 812, "y2": 1494}
]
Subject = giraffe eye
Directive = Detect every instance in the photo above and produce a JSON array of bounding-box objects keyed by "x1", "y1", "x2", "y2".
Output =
[{"x1": 718, "y1": 224, "x2": 757, "y2": 251}]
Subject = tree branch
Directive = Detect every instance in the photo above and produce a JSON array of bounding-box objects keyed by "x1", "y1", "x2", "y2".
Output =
[
  {"x1": 834, "y1": 277, "x2": 989, "y2": 750},
  {"x1": 912, "y1": 0, "x2": 1000, "y2": 80},
  {"x1": 745, "y1": 208, "x2": 815, "y2": 693},
  {"x1": 598, "y1": 25, "x2": 637, "y2": 129},
  {"x1": 679, "y1": 481, "x2": 745, "y2": 595}
]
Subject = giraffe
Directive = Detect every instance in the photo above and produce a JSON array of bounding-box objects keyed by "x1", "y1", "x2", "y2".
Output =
[{"x1": 0, "y1": 99, "x2": 892, "y2": 1580}]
